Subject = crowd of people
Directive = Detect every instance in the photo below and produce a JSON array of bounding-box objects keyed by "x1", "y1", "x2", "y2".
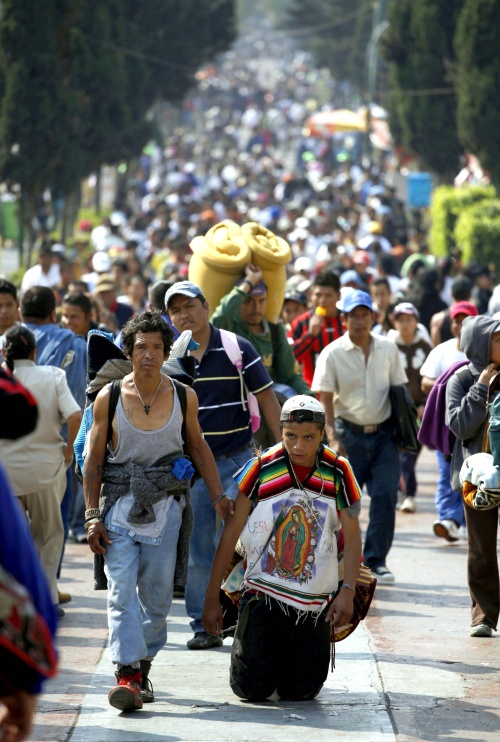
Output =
[{"x1": 1, "y1": 27, "x2": 499, "y2": 732}]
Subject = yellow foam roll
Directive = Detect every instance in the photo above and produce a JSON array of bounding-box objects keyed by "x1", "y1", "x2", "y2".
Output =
[
  {"x1": 241, "y1": 222, "x2": 292, "y2": 322},
  {"x1": 188, "y1": 224, "x2": 251, "y2": 315}
]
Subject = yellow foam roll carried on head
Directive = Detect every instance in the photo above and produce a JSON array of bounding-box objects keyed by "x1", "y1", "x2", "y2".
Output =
[
  {"x1": 241, "y1": 222, "x2": 292, "y2": 322},
  {"x1": 188, "y1": 221, "x2": 251, "y2": 314}
]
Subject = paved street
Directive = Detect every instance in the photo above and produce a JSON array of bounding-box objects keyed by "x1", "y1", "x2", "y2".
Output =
[{"x1": 30, "y1": 448, "x2": 500, "y2": 741}]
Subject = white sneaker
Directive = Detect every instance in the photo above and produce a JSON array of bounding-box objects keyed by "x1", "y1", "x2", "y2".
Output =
[
  {"x1": 433, "y1": 519, "x2": 460, "y2": 542},
  {"x1": 371, "y1": 565, "x2": 396, "y2": 584},
  {"x1": 400, "y1": 497, "x2": 416, "y2": 513},
  {"x1": 470, "y1": 623, "x2": 493, "y2": 638}
]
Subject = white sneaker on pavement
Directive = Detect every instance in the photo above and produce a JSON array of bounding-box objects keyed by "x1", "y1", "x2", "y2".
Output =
[
  {"x1": 433, "y1": 519, "x2": 460, "y2": 542},
  {"x1": 400, "y1": 497, "x2": 416, "y2": 513},
  {"x1": 371, "y1": 565, "x2": 395, "y2": 584}
]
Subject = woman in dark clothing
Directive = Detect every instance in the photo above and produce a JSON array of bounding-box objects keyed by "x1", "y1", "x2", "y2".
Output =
[{"x1": 404, "y1": 268, "x2": 447, "y2": 331}]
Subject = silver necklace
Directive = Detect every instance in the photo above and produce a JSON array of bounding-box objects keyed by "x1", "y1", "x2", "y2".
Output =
[
  {"x1": 289, "y1": 454, "x2": 325, "y2": 499},
  {"x1": 133, "y1": 377, "x2": 162, "y2": 415}
]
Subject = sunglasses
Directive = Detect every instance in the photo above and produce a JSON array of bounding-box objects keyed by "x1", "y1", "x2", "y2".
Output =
[{"x1": 281, "y1": 409, "x2": 326, "y2": 423}]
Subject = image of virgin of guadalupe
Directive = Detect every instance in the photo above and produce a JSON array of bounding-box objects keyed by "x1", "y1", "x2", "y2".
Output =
[{"x1": 275, "y1": 506, "x2": 310, "y2": 579}]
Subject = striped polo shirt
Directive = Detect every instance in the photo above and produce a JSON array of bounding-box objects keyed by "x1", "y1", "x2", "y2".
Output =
[{"x1": 193, "y1": 324, "x2": 273, "y2": 457}]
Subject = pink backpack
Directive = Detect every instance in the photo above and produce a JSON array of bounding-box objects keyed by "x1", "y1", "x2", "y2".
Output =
[{"x1": 220, "y1": 330, "x2": 261, "y2": 433}]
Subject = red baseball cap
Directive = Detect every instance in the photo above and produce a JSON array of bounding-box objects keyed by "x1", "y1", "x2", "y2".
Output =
[{"x1": 450, "y1": 301, "x2": 479, "y2": 319}]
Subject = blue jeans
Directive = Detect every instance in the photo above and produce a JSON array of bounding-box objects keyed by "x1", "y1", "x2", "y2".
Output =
[
  {"x1": 435, "y1": 452, "x2": 465, "y2": 526},
  {"x1": 185, "y1": 447, "x2": 252, "y2": 634},
  {"x1": 336, "y1": 420, "x2": 400, "y2": 570},
  {"x1": 57, "y1": 468, "x2": 73, "y2": 579},
  {"x1": 103, "y1": 496, "x2": 185, "y2": 665},
  {"x1": 400, "y1": 450, "x2": 419, "y2": 498},
  {"x1": 70, "y1": 466, "x2": 86, "y2": 538}
]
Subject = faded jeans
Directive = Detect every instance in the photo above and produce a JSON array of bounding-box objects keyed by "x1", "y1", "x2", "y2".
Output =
[
  {"x1": 103, "y1": 496, "x2": 185, "y2": 665},
  {"x1": 185, "y1": 447, "x2": 252, "y2": 634}
]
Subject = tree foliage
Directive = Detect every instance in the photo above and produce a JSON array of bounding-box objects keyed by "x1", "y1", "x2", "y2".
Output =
[
  {"x1": 455, "y1": 0, "x2": 500, "y2": 188},
  {"x1": 382, "y1": 0, "x2": 463, "y2": 180},
  {"x1": 0, "y1": 0, "x2": 236, "y2": 202},
  {"x1": 283, "y1": 0, "x2": 372, "y2": 93}
]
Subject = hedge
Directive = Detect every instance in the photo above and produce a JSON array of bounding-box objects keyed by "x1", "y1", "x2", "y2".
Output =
[
  {"x1": 429, "y1": 184, "x2": 495, "y2": 257},
  {"x1": 454, "y1": 198, "x2": 500, "y2": 271}
]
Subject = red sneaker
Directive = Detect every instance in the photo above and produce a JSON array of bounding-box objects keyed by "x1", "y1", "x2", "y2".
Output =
[{"x1": 108, "y1": 666, "x2": 143, "y2": 711}]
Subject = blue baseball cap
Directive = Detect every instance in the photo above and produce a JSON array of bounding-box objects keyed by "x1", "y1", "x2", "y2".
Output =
[
  {"x1": 236, "y1": 277, "x2": 268, "y2": 297},
  {"x1": 341, "y1": 289, "x2": 373, "y2": 314},
  {"x1": 340, "y1": 269, "x2": 361, "y2": 287},
  {"x1": 164, "y1": 281, "x2": 204, "y2": 310}
]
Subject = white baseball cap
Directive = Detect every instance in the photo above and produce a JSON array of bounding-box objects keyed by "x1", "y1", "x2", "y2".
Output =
[
  {"x1": 280, "y1": 395, "x2": 326, "y2": 424},
  {"x1": 92, "y1": 251, "x2": 111, "y2": 273}
]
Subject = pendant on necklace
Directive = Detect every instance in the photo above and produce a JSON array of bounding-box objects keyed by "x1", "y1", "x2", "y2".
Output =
[{"x1": 144, "y1": 405, "x2": 151, "y2": 415}]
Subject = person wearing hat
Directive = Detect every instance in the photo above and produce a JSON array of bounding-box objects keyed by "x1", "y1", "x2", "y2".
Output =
[
  {"x1": 290, "y1": 271, "x2": 344, "y2": 388},
  {"x1": 202, "y1": 395, "x2": 362, "y2": 701},
  {"x1": 280, "y1": 289, "x2": 308, "y2": 329},
  {"x1": 420, "y1": 300, "x2": 479, "y2": 542},
  {"x1": 312, "y1": 290, "x2": 408, "y2": 584},
  {"x1": 81, "y1": 251, "x2": 113, "y2": 293},
  {"x1": 340, "y1": 269, "x2": 362, "y2": 290},
  {"x1": 94, "y1": 274, "x2": 134, "y2": 331},
  {"x1": 387, "y1": 303, "x2": 432, "y2": 513},
  {"x1": 165, "y1": 280, "x2": 282, "y2": 650},
  {"x1": 211, "y1": 263, "x2": 312, "y2": 400}
]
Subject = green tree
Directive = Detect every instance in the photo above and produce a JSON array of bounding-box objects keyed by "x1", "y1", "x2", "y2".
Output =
[
  {"x1": 455, "y1": 0, "x2": 500, "y2": 189},
  {"x1": 283, "y1": 0, "x2": 372, "y2": 95},
  {"x1": 0, "y1": 0, "x2": 78, "y2": 202},
  {"x1": 382, "y1": 0, "x2": 463, "y2": 180},
  {"x1": 0, "y1": 0, "x2": 237, "y2": 245}
]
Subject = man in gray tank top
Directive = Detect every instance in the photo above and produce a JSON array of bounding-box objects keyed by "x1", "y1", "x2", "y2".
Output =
[{"x1": 83, "y1": 311, "x2": 227, "y2": 712}]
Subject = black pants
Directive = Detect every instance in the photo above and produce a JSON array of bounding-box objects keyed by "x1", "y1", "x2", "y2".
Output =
[{"x1": 230, "y1": 593, "x2": 331, "y2": 701}]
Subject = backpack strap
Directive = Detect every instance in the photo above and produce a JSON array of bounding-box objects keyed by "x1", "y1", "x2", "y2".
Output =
[
  {"x1": 171, "y1": 378, "x2": 188, "y2": 445},
  {"x1": 106, "y1": 379, "x2": 122, "y2": 446},
  {"x1": 220, "y1": 329, "x2": 247, "y2": 411}
]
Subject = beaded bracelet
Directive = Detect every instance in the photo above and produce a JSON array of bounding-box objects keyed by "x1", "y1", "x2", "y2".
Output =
[
  {"x1": 341, "y1": 583, "x2": 356, "y2": 592},
  {"x1": 212, "y1": 493, "x2": 227, "y2": 508}
]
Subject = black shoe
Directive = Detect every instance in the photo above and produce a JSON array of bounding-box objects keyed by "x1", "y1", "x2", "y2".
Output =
[
  {"x1": 139, "y1": 660, "x2": 154, "y2": 703},
  {"x1": 186, "y1": 631, "x2": 223, "y2": 650},
  {"x1": 56, "y1": 605, "x2": 65, "y2": 618},
  {"x1": 173, "y1": 584, "x2": 185, "y2": 598}
]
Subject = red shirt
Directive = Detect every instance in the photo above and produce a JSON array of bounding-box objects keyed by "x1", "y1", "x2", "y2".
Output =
[{"x1": 289, "y1": 309, "x2": 344, "y2": 387}]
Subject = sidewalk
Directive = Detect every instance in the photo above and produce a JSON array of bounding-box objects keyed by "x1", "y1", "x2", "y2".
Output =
[{"x1": 29, "y1": 448, "x2": 500, "y2": 741}]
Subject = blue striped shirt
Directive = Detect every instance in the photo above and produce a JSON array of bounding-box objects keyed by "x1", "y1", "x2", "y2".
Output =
[{"x1": 193, "y1": 325, "x2": 272, "y2": 456}]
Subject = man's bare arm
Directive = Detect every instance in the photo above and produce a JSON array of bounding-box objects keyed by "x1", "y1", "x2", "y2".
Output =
[
  {"x1": 202, "y1": 491, "x2": 253, "y2": 635},
  {"x1": 319, "y1": 391, "x2": 348, "y2": 457},
  {"x1": 255, "y1": 387, "x2": 282, "y2": 442},
  {"x1": 184, "y1": 385, "x2": 235, "y2": 519},
  {"x1": 421, "y1": 376, "x2": 435, "y2": 395},
  {"x1": 64, "y1": 410, "x2": 82, "y2": 467}
]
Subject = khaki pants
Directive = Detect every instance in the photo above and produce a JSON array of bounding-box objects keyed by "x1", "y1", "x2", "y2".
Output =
[{"x1": 18, "y1": 469, "x2": 67, "y2": 604}]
